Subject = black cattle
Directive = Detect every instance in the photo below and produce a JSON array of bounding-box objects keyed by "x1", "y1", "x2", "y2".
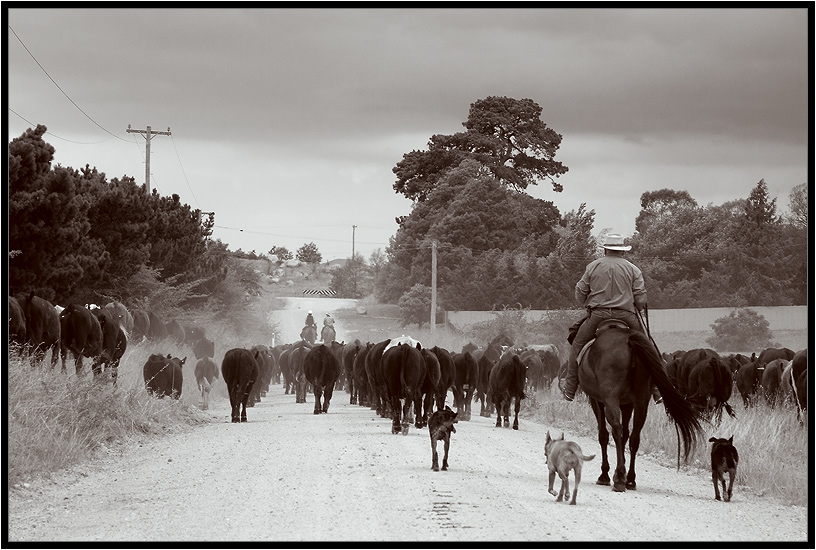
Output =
[
  {"x1": 221, "y1": 348, "x2": 260, "y2": 422},
  {"x1": 20, "y1": 292, "x2": 61, "y2": 367},
  {"x1": 165, "y1": 319, "x2": 186, "y2": 343},
  {"x1": 760, "y1": 359, "x2": 788, "y2": 406},
  {"x1": 682, "y1": 349, "x2": 736, "y2": 421},
  {"x1": 250, "y1": 344, "x2": 273, "y2": 402},
  {"x1": 59, "y1": 304, "x2": 103, "y2": 374},
  {"x1": 269, "y1": 344, "x2": 284, "y2": 385},
  {"x1": 103, "y1": 301, "x2": 133, "y2": 335},
  {"x1": 143, "y1": 353, "x2": 186, "y2": 398},
  {"x1": 147, "y1": 311, "x2": 168, "y2": 340},
  {"x1": 131, "y1": 309, "x2": 151, "y2": 342},
  {"x1": 382, "y1": 342, "x2": 425, "y2": 435},
  {"x1": 735, "y1": 361, "x2": 765, "y2": 407},
  {"x1": 303, "y1": 344, "x2": 342, "y2": 414},
  {"x1": 790, "y1": 349, "x2": 807, "y2": 415},
  {"x1": 9, "y1": 296, "x2": 27, "y2": 347},
  {"x1": 452, "y1": 351, "x2": 478, "y2": 421},
  {"x1": 330, "y1": 340, "x2": 346, "y2": 391},
  {"x1": 538, "y1": 346, "x2": 561, "y2": 390},
  {"x1": 343, "y1": 339, "x2": 362, "y2": 404},
  {"x1": 429, "y1": 346, "x2": 455, "y2": 411},
  {"x1": 192, "y1": 337, "x2": 216, "y2": 360},
  {"x1": 757, "y1": 347, "x2": 795, "y2": 365},
  {"x1": 195, "y1": 357, "x2": 219, "y2": 410},
  {"x1": 489, "y1": 351, "x2": 527, "y2": 430},
  {"x1": 725, "y1": 353, "x2": 753, "y2": 375},
  {"x1": 474, "y1": 353, "x2": 495, "y2": 417},
  {"x1": 185, "y1": 325, "x2": 207, "y2": 345},
  {"x1": 279, "y1": 347, "x2": 293, "y2": 394},
  {"x1": 520, "y1": 349, "x2": 544, "y2": 392},
  {"x1": 417, "y1": 348, "x2": 441, "y2": 429},
  {"x1": 288, "y1": 341, "x2": 312, "y2": 404},
  {"x1": 353, "y1": 342, "x2": 373, "y2": 407},
  {"x1": 365, "y1": 339, "x2": 391, "y2": 417},
  {"x1": 92, "y1": 307, "x2": 126, "y2": 383}
]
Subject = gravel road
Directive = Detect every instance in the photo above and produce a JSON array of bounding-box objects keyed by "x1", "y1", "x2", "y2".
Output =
[{"x1": 7, "y1": 298, "x2": 809, "y2": 543}]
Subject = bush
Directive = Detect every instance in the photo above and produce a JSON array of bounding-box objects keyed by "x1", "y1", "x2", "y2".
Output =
[
  {"x1": 706, "y1": 308, "x2": 774, "y2": 352},
  {"x1": 398, "y1": 284, "x2": 433, "y2": 328}
]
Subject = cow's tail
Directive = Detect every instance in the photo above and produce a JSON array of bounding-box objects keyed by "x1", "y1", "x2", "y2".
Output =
[
  {"x1": 629, "y1": 331, "x2": 702, "y2": 464},
  {"x1": 399, "y1": 344, "x2": 410, "y2": 398}
]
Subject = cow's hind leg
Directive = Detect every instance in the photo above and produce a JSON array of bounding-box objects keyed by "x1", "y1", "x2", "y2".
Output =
[{"x1": 512, "y1": 395, "x2": 521, "y2": 430}]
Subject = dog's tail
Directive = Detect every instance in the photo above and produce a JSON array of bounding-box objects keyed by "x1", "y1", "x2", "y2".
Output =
[{"x1": 579, "y1": 453, "x2": 596, "y2": 462}]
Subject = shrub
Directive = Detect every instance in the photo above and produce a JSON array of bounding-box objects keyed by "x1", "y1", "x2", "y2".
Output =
[
  {"x1": 398, "y1": 284, "x2": 432, "y2": 328},
  {"x1": 706, "y1": 308, "x2": 774, "y2": 352}
]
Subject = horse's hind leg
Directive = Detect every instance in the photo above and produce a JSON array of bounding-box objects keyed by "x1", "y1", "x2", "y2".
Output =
[
  {"x1": 604, "y1": 405, "x2": 627, "y2": 491},
  {"x1": 590, "y1": 400, "x2": 611, "y2": 486},
  {"x1": 625, "y1": 403, "x2": 643, "y2": 490}
]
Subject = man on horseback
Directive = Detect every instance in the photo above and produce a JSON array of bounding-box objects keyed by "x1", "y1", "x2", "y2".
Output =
[
  {"x1": 323, "y1": 312, "x2": 335, "y2": 327},
  {"x1": 562, "y1": 233, "x2": 662, "y2": 404},
  {"x1": 305, "y1": 310, "x2": 317, "y2": 330}
]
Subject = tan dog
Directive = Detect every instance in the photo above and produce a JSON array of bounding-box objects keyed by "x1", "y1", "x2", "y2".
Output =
[{"x1": 545, "y1": 431, "x2": 595, "y2": 505}]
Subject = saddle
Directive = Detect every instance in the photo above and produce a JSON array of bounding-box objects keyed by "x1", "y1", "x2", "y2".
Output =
[{"x1": 576, "y1": 319, "x2": 631, "y2": 365}]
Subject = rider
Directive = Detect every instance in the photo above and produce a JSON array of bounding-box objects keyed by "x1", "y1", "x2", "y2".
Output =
[
  {"x1": 323, "y1": 312, "x2": 335, "y2": 327},
  {"x1": 305, "y1": 310, "x2": 317, "y2": 329},
  {"x1": 561, "y1": 233, "x2": 662, "y2": 404}
]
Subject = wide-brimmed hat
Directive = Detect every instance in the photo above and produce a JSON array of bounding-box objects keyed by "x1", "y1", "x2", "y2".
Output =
[
  {"x1": 602, "y1": 233, "x2": 631, "y2": 251},
  {"x1": 307, "y1": 310, "x2": 313, "y2": 314}
]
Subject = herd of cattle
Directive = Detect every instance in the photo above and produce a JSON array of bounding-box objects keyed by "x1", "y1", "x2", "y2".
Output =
[{"x1": 8, "y1": 291, "x2": 808, "y2": 429}]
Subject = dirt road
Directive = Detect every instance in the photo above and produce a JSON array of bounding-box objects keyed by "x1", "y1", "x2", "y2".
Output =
[{"x1": 7, "y1": 298, "x2": 809, "y2": 542}]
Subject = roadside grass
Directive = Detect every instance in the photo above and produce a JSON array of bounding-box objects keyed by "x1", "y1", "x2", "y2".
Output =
[{"x1": 7, "y1": 343, "x2": 208, "y2": 488}]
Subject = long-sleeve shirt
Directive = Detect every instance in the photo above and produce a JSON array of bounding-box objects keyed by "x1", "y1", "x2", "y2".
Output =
[{"x1": 575, "y1": 254, "x2": 647, "y2": 313}]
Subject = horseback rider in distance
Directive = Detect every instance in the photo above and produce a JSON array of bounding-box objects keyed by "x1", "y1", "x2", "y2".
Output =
[{"x1": 305, "y1": 310, "x2": 317, "y2": 330}]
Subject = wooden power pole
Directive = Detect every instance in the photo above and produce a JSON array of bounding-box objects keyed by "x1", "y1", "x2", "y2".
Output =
[
  {"x1": 431, "y1": 240, "x2": 437, "y2": 332},
  {"x1": 126, "y1": 124, "x2": 171, "y2": 193}
]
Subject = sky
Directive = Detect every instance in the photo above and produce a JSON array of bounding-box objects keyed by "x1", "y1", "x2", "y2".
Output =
[{"x1": 6, "y1": 7, "x2": 810, "y2": 262}]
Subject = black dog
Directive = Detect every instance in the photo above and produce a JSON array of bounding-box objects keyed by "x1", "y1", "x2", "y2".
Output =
[
  {"x1": 429, "y1": 406, "x2": 458, "y2": 471},
  {"x1": 709, "y1": 436, "x2": 739, "y2": 502}
]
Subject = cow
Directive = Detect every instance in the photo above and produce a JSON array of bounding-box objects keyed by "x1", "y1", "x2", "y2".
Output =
[
  {"x1": 303, "y1": 344, "x2": 342, "y2": 414},
  {"x1": 682, "y1": 349, "x2": 736, "y2": 421},
  {"x1": 288, "y1": 341, "x2": 312, "y2": 404},
  {"x1": 429, "y1": 346, "x2": 455, "y2": 412},
  {"x1": 353, "y1": 342, "x2": 373, "y2": 407},
  {"x1": 250, "y1": 345, "x2": 273, "y2": 403},
  {"x1": 147, "y1": 311, "x2": 168, "y2": 340},
  {"x1": 489, "y1": 350, "x2": 527, "y2": 430},
  {"x1": 59, "y1": 303, "x2": 103, "y2": 374},
  {"x1": 330, "y1": 340, "x2": 346, "y2": 391},
  {"x1": 20, "y1": 292, "x2": 61, "y2": 368},
  {"x1": 471, "y1": 340, "x2": 503, "y2": 417},
  {"x1": 382, "y1": 342, "x2": 425, "y2": 435},
  {"x1": 735, "y1": 360, "x2": 765, "y2": 407},
  {"x1": 165, "y1": 319, "x2": 186, "y2": 343},
  {"x1": 184, "y1": 324, "x2": 207, "y2": 345},
  {"x1": 131, "y1": 309, "x2": 151, "y2": 342},
  {"x1": 270, "y1": 344, "x2": 285, "y2": 385},
  {"x1": 103, "y1": 301, "x2": 133, "y2": 335},
  {"x1": 143, "y1": 354, "x2": 185, "y2": 399},
  {"x1": 192, "y1": 337, "x2": 216, "y2": 361},
  {"x1": 452, "y1": 351, "x2": 478, "y2": 421},
  {"x1": 760, "y1": 359, "x2": 789, "y2": 406},
  {"x1": 365, "y1": 339, "x2": 392, "y2": 417},
  {"x1": 417, "y1": 348, "x2": 442, "y2": 429},
  {"x1": 221, "y1": 348, "x2": 260, "y2": 422},
  {"x1": 92, "y1": 307, "x2": 127, "y2": 383},
  {"x1": 757, "y1": 347, "x2": 795, "y2": 365},
  {"x1": 279, "y1": 347, "x2": 293, "y2": 394},
  {"x1": 789, "y1": 349, "x2": 807, "y2": 417},
  {"x1": 520, "y1": 348, "x2": 544, "y2": 392},
  {"x1": 342, "y1": 339, "x2": 362, "y2": 404},
  {"x1": 9, "y1": 296, "x2": 27, "y2": 348},
  {"x1": 194, "y1": 357, "x2": 219, "y2": 410}
]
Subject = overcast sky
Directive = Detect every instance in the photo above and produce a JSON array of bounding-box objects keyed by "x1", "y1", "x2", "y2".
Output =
[{"x1": 6, "y1": 7, "x2": 809, "y2": 261}]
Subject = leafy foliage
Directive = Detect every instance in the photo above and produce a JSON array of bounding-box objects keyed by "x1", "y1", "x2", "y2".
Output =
[
  {"x1": 705, "y1": 308, "x2": 774, "y2": 352},
  {"x1": 397, "y1": 284, "x2": 433, "y2": 328},
  {"x1": 330, "y1": 254, "x2": 373, "y2": 299},
  {"x1": 296, "y1": 242, "x2": 322, "y2": 265},
  {"x1": 393, "y1": 96, "x2": 568, "y2": 202},
  {"x1": 268, "y1": 246, "x2": 293, "y2": 262}
]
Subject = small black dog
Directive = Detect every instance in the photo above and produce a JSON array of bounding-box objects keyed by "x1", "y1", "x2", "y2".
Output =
[
  {"x1": 709, "y1": 436, "x2": 739, "y2": 502},
  {"x1": 429, "y1": 406, "x2": 458, "y2": 471}
]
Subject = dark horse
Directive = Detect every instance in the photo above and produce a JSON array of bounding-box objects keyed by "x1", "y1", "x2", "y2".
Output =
[{"x1": 578, "y1": 323, "x2": 702, "y2": 492}]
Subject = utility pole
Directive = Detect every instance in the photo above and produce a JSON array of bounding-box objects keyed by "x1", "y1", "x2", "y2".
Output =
[
  {"x1": 126, "y1": 124, "x2": 171, "y2": 193},
  {"x1": 431, "y1": 240, "x2": 437, "y2": 332},
  {"x1": 352, "y1": 225, "x2": 356, "y2": 259}
]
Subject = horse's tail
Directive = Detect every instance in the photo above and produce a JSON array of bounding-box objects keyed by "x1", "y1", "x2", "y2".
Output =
[{"x1": 629, "y1": 332, "x2": 703, "y2": 464}]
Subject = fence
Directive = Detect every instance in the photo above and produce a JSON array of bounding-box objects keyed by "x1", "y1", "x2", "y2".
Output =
[{"x1": 444, "y1": 306, "x2": 808, "y2": 333}]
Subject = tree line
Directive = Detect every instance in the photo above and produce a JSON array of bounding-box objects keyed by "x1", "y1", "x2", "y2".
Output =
[{"x1": 9, "y1": 97, "x2": 807, "y2": 317}]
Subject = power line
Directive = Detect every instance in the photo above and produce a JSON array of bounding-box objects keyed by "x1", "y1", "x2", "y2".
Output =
[
  {"x1": 8, "y1": 108, "x2": 114, "y2": 145},
  {"x1": 170, "y1": 134, "x2": 200, "y2": 209},
  {"x1": 9, "y1": 25, "x2": 130, "y2": 143}
]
